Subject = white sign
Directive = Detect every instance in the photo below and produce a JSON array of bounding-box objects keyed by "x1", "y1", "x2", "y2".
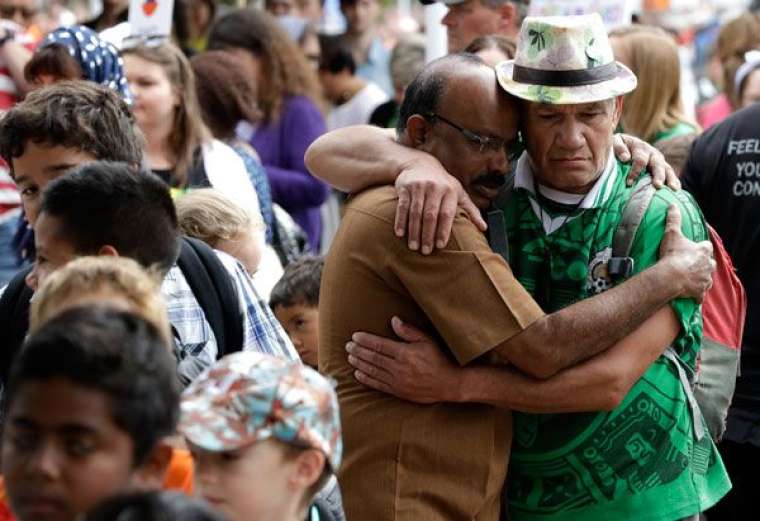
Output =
[
  {"x1": 127, "y1": 0, "x2": 174, "y2": 41},
  {"x1": 529, "y1": 0, "x2": 634, "y2": 30}
]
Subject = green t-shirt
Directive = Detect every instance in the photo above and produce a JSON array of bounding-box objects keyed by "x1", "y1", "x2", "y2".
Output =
[
  {"x1": 651, "y1": 122, "x2": 698, "y2": 144},
  {"x1": 502, "y1": 162, "x2": 731, "y2": 521}
]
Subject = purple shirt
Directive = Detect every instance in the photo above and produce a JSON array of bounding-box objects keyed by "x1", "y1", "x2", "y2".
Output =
[{"x1": 250, "y1": 95, "x2": 329, "y2": 252}]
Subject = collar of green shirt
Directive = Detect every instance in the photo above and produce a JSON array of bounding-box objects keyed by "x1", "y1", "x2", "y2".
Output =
[{"x1": 514, "y1": 147, "x2": 618, "y2": 235}]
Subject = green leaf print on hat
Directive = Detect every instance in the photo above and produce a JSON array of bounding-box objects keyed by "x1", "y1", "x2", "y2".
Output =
[
  {"x1": 527, "y1": 84, "x2": 561, "y2": 104},
  {"x1": 527, "y1": 24, "x2": 552, "y2": 58},
  {"x1": 586, "y1": 37, "x2": 602, "y2": 69},
  {"x1": 496, "y1": 14, "x2": 638, "y2": 105}
]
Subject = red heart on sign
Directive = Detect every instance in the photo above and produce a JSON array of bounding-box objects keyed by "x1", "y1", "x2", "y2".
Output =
[{"x1": 142, "y1": 1, "x2": 157, "y2": 16}]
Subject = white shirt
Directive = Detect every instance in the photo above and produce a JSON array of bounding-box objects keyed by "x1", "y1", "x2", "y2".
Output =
[
  {"x1": 514, "y1": 149, "x2": 618, "y2": 235},
  {"x1": 202, "y1": 139, "x2": 261, "y2": 218},
  {"x1": 327, "y1": 82, "x2": 389, "y2": 131}
]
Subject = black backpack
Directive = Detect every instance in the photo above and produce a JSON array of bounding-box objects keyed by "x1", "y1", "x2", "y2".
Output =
[{"x1": 0, "y1": 237, "x2": 244, "y2": 384}]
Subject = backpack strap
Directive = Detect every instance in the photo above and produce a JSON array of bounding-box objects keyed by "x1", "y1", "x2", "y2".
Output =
[
  {"x1": 185, "y1": 147, "x2": 212, "y2": 189},
  {"x1": 176, "y1": 237, "x2": 244, "y2": 358},
  {"x1": 609, "y1": 178, "x2": 707, "y2": 442},
  {"x1": 608, "y1": 176, "x2": 656, "y2": 279},
  {"x1": 663, "y1": 347, "x2": 706, "y2": 441},
  {"x1": 486, "y1": 172, "x2": 515, "y2": 263},
  {"x1": 0, "y1": 266, "x2": 34, "y2": 384}
]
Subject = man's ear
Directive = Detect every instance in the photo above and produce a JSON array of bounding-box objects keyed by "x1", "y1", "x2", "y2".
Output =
[
  {"x1": 288, "y1": 449, "x2": 326, "y2": 492},
  {"x1": 97, "y1": 245, "x2": 120, "y2": 258},
  {"x1": 612, "y1": 96, "x2": 625, "y2": 127},
  {"x1": 406, "y1": 114, "x2": 432, "y2": 149},
  {"x1": 130, "y1": 441, "x2": 174, "y2": 491}
]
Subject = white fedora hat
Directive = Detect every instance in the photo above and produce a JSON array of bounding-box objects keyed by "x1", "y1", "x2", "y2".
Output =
[{"x1": 496, "y1": 13, "x2": 637, "y2": 104}]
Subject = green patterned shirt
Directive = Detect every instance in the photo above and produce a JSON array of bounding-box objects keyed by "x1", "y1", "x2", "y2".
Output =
[{"x1": 502, "y1": 159, "x2": 731, "y2": 521}]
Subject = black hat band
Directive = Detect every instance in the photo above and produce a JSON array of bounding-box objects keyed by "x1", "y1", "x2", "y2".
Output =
[{"x1": 512, "y1": 62, "x2": 619, "y2": 87}]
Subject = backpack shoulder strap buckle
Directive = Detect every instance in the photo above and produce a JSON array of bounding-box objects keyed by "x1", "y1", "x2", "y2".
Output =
[
  {"x1": 608, "y1": 176, "x2": 655, "y2": 281},
  {"x1": 607, "y1": 256, "x2": 634, "y2": 279}
]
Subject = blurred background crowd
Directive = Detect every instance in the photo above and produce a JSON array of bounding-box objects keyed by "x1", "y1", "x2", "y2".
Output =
[
  {"x1": 1, "y1": 0, "x2": 760, "y2": 289},
  {"x1": 0, "y1": 1, "x2": 758, "y2": 520},
  {"x1": 2, "y1": 0, "x2": 760, "y2": 290}
]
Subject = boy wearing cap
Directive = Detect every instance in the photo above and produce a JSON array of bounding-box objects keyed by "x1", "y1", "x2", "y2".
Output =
[{"x1": 179, "y1": 352, "x2": 342, "y2": 521}]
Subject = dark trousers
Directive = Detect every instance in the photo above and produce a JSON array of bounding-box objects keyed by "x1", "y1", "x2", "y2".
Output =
[{"x1": 705, "y1": 439, "x2": 760, "y2": 520}]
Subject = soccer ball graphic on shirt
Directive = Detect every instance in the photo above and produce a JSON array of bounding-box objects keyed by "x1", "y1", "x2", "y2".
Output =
[{"x1": 587, "y1": 247, "x2": 613, "y2": 295}]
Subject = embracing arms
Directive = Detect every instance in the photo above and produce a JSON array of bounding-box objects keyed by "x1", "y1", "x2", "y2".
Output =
[
  {"x1": 347, "y1": 306, "x2": 678, "y2": 413},
  {"x1": 487, "y1": 205, "x2": 713, "y2": 378},
  {"x1": 305, "y1": 125, "x2": 680, "y2": 253}
]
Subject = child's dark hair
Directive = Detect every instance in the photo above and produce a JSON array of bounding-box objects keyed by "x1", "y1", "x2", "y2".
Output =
[
  {"x1": 40, "y1": 161, "x2": 180, "y2": 275},
  {"x1": 270, "y1": 256, "x2": 324, "y2": 310},
  {"x1": 4, "y1": 306, "x2": 180, "y2": 465},
  {"x1": 85, "y1": 491, "x2": 227, "y2": 521},
  {"x1": 0, "y1": 81, "x2": 143, "y2": 171},
  {"x1": 319, "y1": 37, "x2": 357, "y2": 75}
]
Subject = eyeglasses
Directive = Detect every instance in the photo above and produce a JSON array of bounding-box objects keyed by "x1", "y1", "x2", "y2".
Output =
[
  {"x1": 0, "y1": 5, "x2": 37, "y2": 20},
  {"x1": 425, "y1": 113, "x2": 523, "y2": 161}
]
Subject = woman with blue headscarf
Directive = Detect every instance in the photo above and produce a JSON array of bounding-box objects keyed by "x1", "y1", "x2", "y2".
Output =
[
  {"x1": 23, "y1": 24, "x2": 131, "y2": 102},
  {"x1": 11, "y1": 24, "x2": 132, "y2": 267}
]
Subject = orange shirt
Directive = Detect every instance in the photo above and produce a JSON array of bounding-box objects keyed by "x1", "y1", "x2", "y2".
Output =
[
  {"x1": 0, "y1": 448, "x2": 194, "y2": 519},
  {"x1": 163, "y1": 448, "x2": 194, "y2": 494}
]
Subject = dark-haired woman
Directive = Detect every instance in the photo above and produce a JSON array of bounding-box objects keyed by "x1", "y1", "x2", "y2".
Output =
[
  {"x1": 208, "y1": 9, "x2": 329, "y2": 252},
  {"x1": 190, "y1": 50, "x2": 274, "y2": 243},
  {"x1": 122, "y1": 42, "x2": 260, "y2": 217}
]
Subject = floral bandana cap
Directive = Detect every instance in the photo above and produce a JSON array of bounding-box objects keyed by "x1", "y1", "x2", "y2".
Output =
[
  {"x1": 496, "y1": 13, "x2": 637, "y2": 105},
  {"x1": 179, "y1": 352, "x2": 343, "y2": 471},
  {"x1": 41, "y1": 25, "x2": 132, "y2": 104}
]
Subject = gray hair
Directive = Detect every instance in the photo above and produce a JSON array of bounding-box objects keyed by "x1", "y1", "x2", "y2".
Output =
[
  {"x1": 390, "y1": 34, "x2": 427, "y2": 91},
  {"x1": 481, "y1": 0, "x2": 530, "y2": 26}
]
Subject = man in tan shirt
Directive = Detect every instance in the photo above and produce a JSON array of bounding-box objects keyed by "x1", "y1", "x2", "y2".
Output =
[{"x1": 319, "y1": 53, "x2": 714, "y2": 521}]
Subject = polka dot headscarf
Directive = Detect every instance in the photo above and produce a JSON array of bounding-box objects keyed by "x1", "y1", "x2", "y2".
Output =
[{"x1": 41, "y1": 25, "x2": 132, "y2": 104}]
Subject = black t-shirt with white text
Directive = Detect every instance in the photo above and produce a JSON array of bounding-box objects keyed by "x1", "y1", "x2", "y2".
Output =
[{"x1": 682, "y1": 103, "x2": 760, "y2": 419}]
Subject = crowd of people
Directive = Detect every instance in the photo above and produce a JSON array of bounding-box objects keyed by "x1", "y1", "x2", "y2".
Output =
[{"x1": 0, "y1": 0, "x2": 757, "y2": 520}]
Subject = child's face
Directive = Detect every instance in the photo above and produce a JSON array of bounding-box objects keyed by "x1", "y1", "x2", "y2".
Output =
[
  {"x1": 1, "y1": 378, "x2": 139, "y2": 521},
  {"x1": 189, "y1": 439, "x2": 299, "y2": 521},
  {"x1": 273, "y1": 303, "x2": 319, "y2": 368}
]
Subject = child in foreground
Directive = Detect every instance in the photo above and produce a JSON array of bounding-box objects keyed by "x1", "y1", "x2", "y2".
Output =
[
  {"x1": 178, "y1": 351, "x2": 342, "y2": 521},
  {"x1": 1, "y1": 307, "x2": 180, "y2": 521}
]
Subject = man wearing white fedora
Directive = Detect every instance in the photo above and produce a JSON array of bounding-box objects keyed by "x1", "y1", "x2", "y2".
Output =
[
  {"x1": 487, "y1": 14, "x2": 730, "y2": 521},
  {"x1": 309, "y1": 13, "x2": 731, "y2": 521}
]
